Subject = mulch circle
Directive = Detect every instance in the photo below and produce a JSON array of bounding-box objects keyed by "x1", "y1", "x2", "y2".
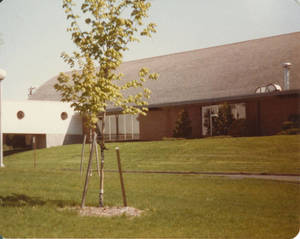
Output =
[{"x1": 62, "y1": 206, "x2": 144, "y2": 218}]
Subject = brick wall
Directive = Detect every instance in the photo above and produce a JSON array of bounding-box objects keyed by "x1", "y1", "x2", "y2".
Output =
[
  {"x1": 139, "y1": 105, "x2": 202, "y2": 140},
  {"x1": 139, "y1": 92, "x2": 299, "y2": 140},
  {"x1": 257, "y1": 94, "x2": 299, "y2": 135}
]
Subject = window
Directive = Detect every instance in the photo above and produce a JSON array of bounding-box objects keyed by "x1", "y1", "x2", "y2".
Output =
[
  {"x1": 17, "y1": 111, "x2": 25, "y2": 119},
  {"x1": 100, "y1": 114, "x2": 140, "y2": 141},
  {"x1": 61, "y1": 112, "x2": 68, "y2": 120},
  {"x1": 202, "y1": 103, "x2": 246, "y2": 136}
]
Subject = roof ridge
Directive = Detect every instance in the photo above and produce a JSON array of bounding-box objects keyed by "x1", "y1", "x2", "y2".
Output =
[{"x1": 122, "y1": 31, "x2": 300, "y2": 64}]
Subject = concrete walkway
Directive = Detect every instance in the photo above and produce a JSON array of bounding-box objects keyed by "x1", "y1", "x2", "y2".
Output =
[
  {"x1": 64, "y1": 168, "x2": 300, "y2": 183},
  {"x1": 105, "y1": 170, "x2": 300, "y2": 183}
]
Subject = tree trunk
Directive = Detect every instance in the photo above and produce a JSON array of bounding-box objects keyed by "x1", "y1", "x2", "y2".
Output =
[{"x1": 99, "y1": 113, "x2": 106, "y2": 207}]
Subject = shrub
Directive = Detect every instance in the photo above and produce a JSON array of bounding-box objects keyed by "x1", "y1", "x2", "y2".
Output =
[
  {"x1": 229, "y1": 119, "x2": 247, "y2": 137},
  {"x1": 214, "y1": 103, "x2": 234, "y2": 135},
  {"x1": 278, "y1": 128, "x2": 300, "y2": 135},
  {"x1": 173, "y1": 109, "x2": 192, "y2": 138},
  {"x1": 279, "y1": 114, "x2": 300, "y2": 135},
  {"x1": 288, "y1": 114, "x2": 300, "y2": 128},
  {"x1": 282, "y1": 121, "x2": 294, "y2": 130}
]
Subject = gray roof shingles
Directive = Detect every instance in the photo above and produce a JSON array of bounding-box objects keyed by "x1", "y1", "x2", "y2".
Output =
[{"x1": 29, "y1": 32, "x2": 300, "y2": 106}]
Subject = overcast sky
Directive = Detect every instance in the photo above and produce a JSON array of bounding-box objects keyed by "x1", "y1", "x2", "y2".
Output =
[{"x1": 0, "y1": 0, "x2": 300, "y2": 100}]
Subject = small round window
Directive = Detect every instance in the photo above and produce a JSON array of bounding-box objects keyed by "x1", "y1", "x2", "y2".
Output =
[
  {"x1": 61, "y1": 112, "x2": 68, "y2": 120},
  {"x1": 17, "y1": 111, "x2": 25, "y2": 119}
]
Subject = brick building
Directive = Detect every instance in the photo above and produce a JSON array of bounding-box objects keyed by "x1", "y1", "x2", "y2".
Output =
[{"x1": 29, "y1": 32, "x2": 300, "y2": 141}]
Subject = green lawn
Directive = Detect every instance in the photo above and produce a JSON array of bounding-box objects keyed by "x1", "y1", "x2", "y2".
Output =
[
  {"x1": 0, "y1": 135, "x2": 299, "y2": 238},
  {"x1": 5, "y1": 135, "x2": 300, "y2": 174}
]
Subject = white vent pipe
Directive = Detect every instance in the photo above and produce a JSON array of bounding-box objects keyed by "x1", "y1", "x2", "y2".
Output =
[{"x1": 283, "y1": 62, "x2": 292, "y2": 90}]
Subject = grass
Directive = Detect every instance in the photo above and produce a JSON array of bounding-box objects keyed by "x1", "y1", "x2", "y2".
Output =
[
  {"x1": 5, "y1": 135, "x2": 300, "y2": 174},
  {"x1": 0, "y1": 135, "x2": 299, "y2": 238}
]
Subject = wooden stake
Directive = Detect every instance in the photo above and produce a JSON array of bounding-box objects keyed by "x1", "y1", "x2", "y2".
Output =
[
  {"x1": 115, "y1": 147, "x2": 127, "y2": 207},
  {"x1": 81, "y1": 132, "x2": 96, "y2": 208},
  {"x1": 94, "y1": 133, "x2": 100, "y2": 176},
  {"x1": 80, "y1": 134, "x2": 87, "y2": 175},
  {"x1": 33, "y1": 136, "x2": 37, "y2": 168},
  {"x1": 89, "y1": 129, "x2": 92, "y2": 151},
  {"x1": 99, "y1": 114, "x2": 106, "y2": 207},
  {"x1": 99, "y1": 144, "x2": 105, "y2": 207}
]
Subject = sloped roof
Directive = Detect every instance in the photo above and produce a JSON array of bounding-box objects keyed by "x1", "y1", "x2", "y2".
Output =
[{"x1": 29, "y1": 32, "x2": 300, "y2": 106}]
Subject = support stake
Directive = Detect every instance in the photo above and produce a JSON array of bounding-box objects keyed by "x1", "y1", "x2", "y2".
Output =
[
  {"x1": 81, "y1": 132, "x2": 96, "y2": 208},
  {"x1": 99, "y1": 142, "x2": 105, "y2": 207},
  {"x1": 99, "y1": 114, "x2": 106, "y2": 207},
  {"x1": 115, "y1": 147, "x2": 127, "y2": 207},
  {"x1": 33, "y1": 136, "x2": 37, "y2": 168},
  {"x1": 94, "y1": 134, "x2": 100, "y2": 176},
  {"x1": 80, "y1": 134, "x2": 87, "y2": 175}
]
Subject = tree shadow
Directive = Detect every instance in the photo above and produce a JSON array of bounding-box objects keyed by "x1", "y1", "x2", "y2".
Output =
[
  {"x1": 0, "y1": 193, "x2": 78, "y2": 208},
  {"x1": 49, "y1": 199, "x2": 77, "y2": 208},
  {"x1": 0, "y1": 193, "x2": 46, "y2": 207}
]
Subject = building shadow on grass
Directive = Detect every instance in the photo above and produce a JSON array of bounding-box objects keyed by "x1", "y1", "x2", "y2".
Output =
[
  {"x1": 4, "y1": 148, "x2": 31, "y2": 157},
  {"x1": 0, "y1": 193, "x2": 76, "y2": 208}
]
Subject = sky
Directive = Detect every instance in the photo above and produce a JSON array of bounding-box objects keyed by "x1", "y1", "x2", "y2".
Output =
[{"x1": 0, "y1": 0, "x2": 300, "y2": 101}]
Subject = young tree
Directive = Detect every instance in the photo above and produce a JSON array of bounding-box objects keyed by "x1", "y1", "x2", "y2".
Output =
[
  {"x1": 55, "y1": 0, "x2": 158, "y2": 208},
  {"x1": 173, "y1": 109, "x2": 192, "y2": 138},
  {"x1": 214, "y1": 103, "x2": 234, "y2": 135}
]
